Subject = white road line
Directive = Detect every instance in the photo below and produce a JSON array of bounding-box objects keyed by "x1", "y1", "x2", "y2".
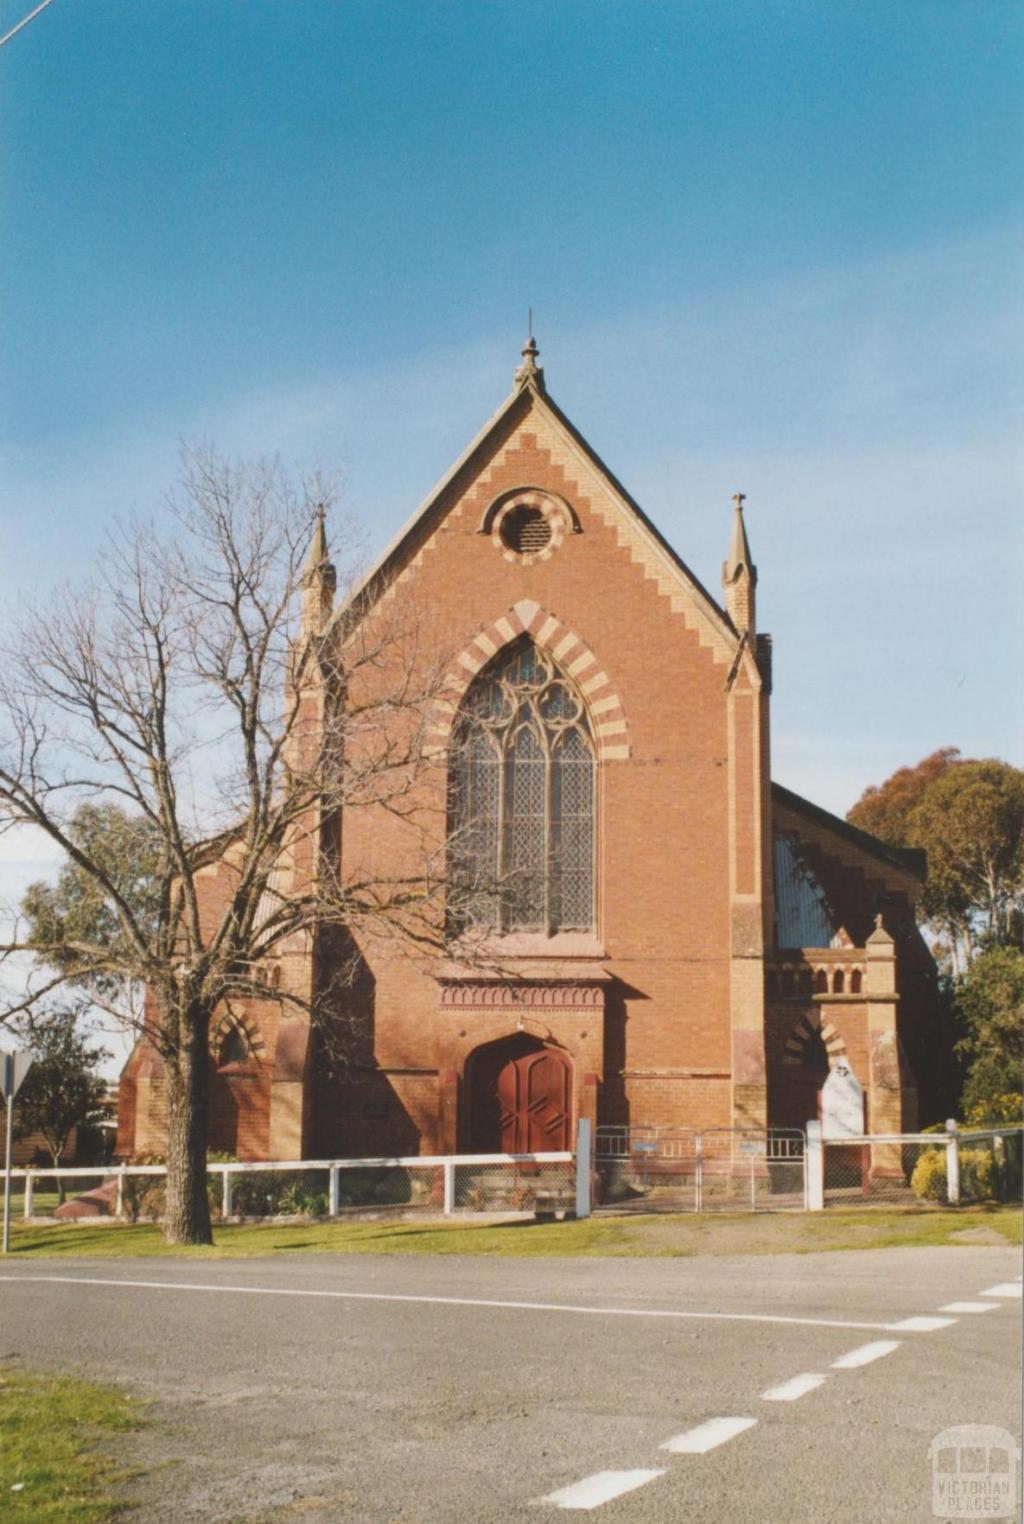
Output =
[
  {"x1": 831, "y1": 1340, "x2": 901, "y2": 1369},
  {"x1": 761, "y1": 1373, "x2": 827, "y2": 1402},
  {"x1": 660, "y1": 1416, "x2": 758, "y2": 1454},
  {"x1": 939, "y1": 1301, "x2": 998, "y2": 1314},
  {"x1": 539, "y1": 1470, "x2": 665, "y2": 1510},
  {"x1": 980, "y1": 1284, "x2": 1023, "y2": 1299},
  {"x1": 889, "y1": 1316, "x2": 957, "y2": 1332},
  {"x1": 0, "y1": 1274, "x2": 915, "y2": 1334}
]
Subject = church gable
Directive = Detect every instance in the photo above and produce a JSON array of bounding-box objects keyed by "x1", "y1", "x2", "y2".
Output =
[{"x1": 332, "y1": 344, "x2": 744, "y2": 675}]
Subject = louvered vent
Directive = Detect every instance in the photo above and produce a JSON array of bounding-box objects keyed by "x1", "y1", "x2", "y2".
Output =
[{"x1": 501, "y1": 505, "x2": 551, "y2": 555}]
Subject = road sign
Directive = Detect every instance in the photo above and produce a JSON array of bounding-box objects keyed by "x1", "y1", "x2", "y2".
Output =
[
  {"x1": 2, "y1": 1048, "x2": 33, "y2": 1256},
  {"x1": 1, "y1": 1050, "x2": 33, "y2": 1103}
]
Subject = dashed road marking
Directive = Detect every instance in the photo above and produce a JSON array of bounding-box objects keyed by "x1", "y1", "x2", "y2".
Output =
[
  {"x1": 939, "y1": 1301, "x2": 998, "y2": 1314},
  {"x1": 980, "y1": 1284, "x2": 1023, "y2": 1299},
  {"x1": 0, "y1": 1274, "x2": 914, "y2": 1334},
  {"x1": 890, "y1": 1315, "x2": 957, "y2": 1332},
  {"x1": 761, "y1": 1373, "x2": 827, "y2": 1402},
  {"x1": 831, "y1": 1340, "x2": 901, "y2": 1369},
  {"x1": 538, "y1": 1470, "x2": 665, "y2": 1510},
  {"x1": 659, "y1": 1416, "x2": 758, "y2": 1454}
]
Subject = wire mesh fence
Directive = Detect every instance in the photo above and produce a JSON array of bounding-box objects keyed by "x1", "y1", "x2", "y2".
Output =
[
  {"x1": 953, "y1": 1130, "x2": 1023, "y2": 1205},
  {"x1": 820, "y1": 1129, "x2": 1024, "y2": 1208},
  {"x1": 594, "y1": 1128, "x2": 698, "y2": 1212},
  {"x1": 593, "y1": 1127, "x2": 806, "y2": 1213},
  {"x1": 701, "y1": 1129, "x2": 806, "y2": 1213},
  {"x1": 822, "y1": 1139, "x2": 935, "y2": 1206},
  {"x1": 452, "y1": 1158, "x2": 576, "y2": 1214}
]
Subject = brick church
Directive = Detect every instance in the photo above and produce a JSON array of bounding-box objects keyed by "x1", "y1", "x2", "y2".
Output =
[{"x1": 117, "y1": 340, "x2": 941, "y2": 1162}]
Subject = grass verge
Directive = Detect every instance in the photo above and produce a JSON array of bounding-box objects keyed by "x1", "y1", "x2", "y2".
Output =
[
  {"x1": 2, "y1": 1203, "x2": 1020, "y2": 1259},
  {"x1": 0, "y1": 1366, "x2": 144, "y2": 1521}
]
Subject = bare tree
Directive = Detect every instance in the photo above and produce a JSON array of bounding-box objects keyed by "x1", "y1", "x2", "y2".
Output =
[{"x1": 0, "y1": 446, "x2": 458, "y2": 1244}]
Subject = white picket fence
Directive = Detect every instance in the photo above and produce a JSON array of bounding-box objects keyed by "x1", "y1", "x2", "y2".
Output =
[{"x1": 7, "y1": 1147, "x2": 583, "y2": 1221}]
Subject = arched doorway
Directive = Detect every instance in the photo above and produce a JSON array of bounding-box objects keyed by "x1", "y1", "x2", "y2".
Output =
[{"x1": 465, "y1": 1035, "x2": 572, "y2": 1153}]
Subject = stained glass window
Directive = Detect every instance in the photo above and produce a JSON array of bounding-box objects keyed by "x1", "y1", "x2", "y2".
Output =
[{"x1": 450, "y1": 638, "x2": 596, "y2": 932}]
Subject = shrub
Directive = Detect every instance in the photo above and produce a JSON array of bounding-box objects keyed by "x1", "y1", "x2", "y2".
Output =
[
  {"x1": 230, "y1": 1170, "x2": 328, "y2": 1218},
  {"x1": 910, "y1": 1146, "x2": 999, "y2": 1203},
  {"x1": 121, "y1": 1152, "x2": 231, "y2": 1221}
]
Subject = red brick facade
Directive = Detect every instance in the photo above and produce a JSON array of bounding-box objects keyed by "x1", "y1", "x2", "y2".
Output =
[{"x1": 117, "y1": 347, "x2": 941, "y2": 1161}]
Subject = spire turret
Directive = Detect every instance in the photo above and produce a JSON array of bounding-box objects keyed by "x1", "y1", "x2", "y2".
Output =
[
  {"x1": 722, "y1": 491, "x2": 757, "y2": 634},
  {"x1": 301, "y1": 504, "x2": 336, "y2": 636}
]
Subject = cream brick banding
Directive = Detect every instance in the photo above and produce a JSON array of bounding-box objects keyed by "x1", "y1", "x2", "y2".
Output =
[{"x1": 434, "y1": 603, "x2": 631, "y2": 761}]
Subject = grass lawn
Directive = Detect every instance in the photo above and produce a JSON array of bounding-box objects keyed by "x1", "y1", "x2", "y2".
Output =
[
  {"x1": 2, "y1": 1203, "x2": 1020, "y2": 1259},
  {"x1": 0, "y1": 1366, "x2": 144, "y2": 1522}
]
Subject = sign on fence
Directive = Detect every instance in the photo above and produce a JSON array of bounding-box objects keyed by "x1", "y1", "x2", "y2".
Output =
[{"x1": 821, "y1": 1060, "x2": 864, "y2": 1140}]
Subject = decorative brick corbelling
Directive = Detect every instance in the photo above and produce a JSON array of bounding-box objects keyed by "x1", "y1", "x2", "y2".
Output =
[
  {"x1": 434, "y1": 603, "x2": 632, "y2": 762},
  {"x1": 440, "y1": 982, "x2": 606, "y2": 1008}
]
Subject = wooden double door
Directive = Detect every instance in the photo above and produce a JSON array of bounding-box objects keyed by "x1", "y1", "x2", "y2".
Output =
[{"x1": 466, "y1": 1035, "x2": 572, "y2": 1154}]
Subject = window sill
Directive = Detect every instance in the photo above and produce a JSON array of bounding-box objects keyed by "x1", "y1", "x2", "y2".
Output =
[{"x1": 450, "y1": 930, "x2": 606, "y2": 960}]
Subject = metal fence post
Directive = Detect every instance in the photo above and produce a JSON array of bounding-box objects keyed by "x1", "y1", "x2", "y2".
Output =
[
  {"x1": 575, "y1": 1118, "x2": 592, "y2": 1220},
  {"x1": 221, "y1": 1168, "x2": 233, "y2": 1220},
  {"x1": 806, "y1": 1120, "x2": 824, "y2": 1210},
  {"x1": 23, "y1": 1169, "x2": 33, "y2": 1220},
  {"x1": 443, "y1": 1160, "x2": 455, "y2": 1215},
  {"x1": 945, "y1": 1118, "x2": 960, "y2": 1206},
  {"x1": 328, "y1": 1165, "x2": 340, "y2": 1218}
]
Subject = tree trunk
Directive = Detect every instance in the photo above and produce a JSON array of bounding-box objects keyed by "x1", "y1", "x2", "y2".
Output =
[
  {"x1": 51, "y1": 1149, "x2": 65, "y2": 1207},
  {"x1": 163, "y1": 1000, "x2": 213, "y2": 1245}
]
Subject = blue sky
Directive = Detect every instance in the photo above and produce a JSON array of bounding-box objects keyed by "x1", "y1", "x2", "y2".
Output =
[{"x1": 1, "y1": 0, "x2": 1021, "y2": 913}]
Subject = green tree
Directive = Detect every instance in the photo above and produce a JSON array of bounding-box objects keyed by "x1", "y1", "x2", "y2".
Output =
[
  {"x1": 848, "y1": 752, "x2": 1024, "y2": 970},
  {"x1": 910, "y1": 761, "x2": 1024, "y2": 960},
  {"x1": 13, "y1": 1006, "x2": 111, "y2": 1202},
  {"x1": 955, "y1": 946, "x2": 1024, "y2": 1124},
  {"x1": 21, "y1": 803, "x2": 163, "y2": 1011},
  {"x1": 847, "y1": 746, "x2": 960, "y2": 845}
]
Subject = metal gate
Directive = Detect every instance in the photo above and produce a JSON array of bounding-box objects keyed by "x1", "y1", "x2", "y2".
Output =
[{"x1": 594, "y1": 1126, "x2": 806, "y2": 1213}]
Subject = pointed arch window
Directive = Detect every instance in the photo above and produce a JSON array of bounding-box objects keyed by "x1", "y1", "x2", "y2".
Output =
[{"x1": 449, "y1": 639, "x2": 596, "y2": 933}]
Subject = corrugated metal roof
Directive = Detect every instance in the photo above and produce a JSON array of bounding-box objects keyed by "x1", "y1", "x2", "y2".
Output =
[{"x1": 773, "y1": 832, "x2": 838, "y2": 949}]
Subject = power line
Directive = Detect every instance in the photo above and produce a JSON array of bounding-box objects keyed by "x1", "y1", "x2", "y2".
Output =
[{"x1": 0, "y1": 0, "x2": 57, "y2": 51}]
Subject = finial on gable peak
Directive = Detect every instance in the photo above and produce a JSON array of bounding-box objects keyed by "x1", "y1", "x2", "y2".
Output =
[{"x1": 514, "y1": 331, "x2": 545, "y2": 392}]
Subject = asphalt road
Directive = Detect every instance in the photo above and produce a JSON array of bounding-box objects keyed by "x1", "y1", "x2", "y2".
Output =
[{"x1": 0, "y1": 1245, "x2": 1021, "y2": 1523}]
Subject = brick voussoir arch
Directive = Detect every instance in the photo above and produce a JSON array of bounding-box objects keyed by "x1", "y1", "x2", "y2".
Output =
[
  {"x1": 782, "y1": 1011, "x2": 847, "y2": 1069},
  {"x1": 209, "y1": 1010, "x2": 266, "y2": 1063},
  {"x1": 427, "y1": 599, "x2": 631, "y2": 762}
]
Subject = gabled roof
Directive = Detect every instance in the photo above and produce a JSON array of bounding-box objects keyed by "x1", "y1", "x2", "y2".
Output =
[
  {"x1": 772, "y1": 781, "x2": 927, "y2": 882},
  {"x1": 329, "y1": 362, "x2": 739, "y2": 650}
]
